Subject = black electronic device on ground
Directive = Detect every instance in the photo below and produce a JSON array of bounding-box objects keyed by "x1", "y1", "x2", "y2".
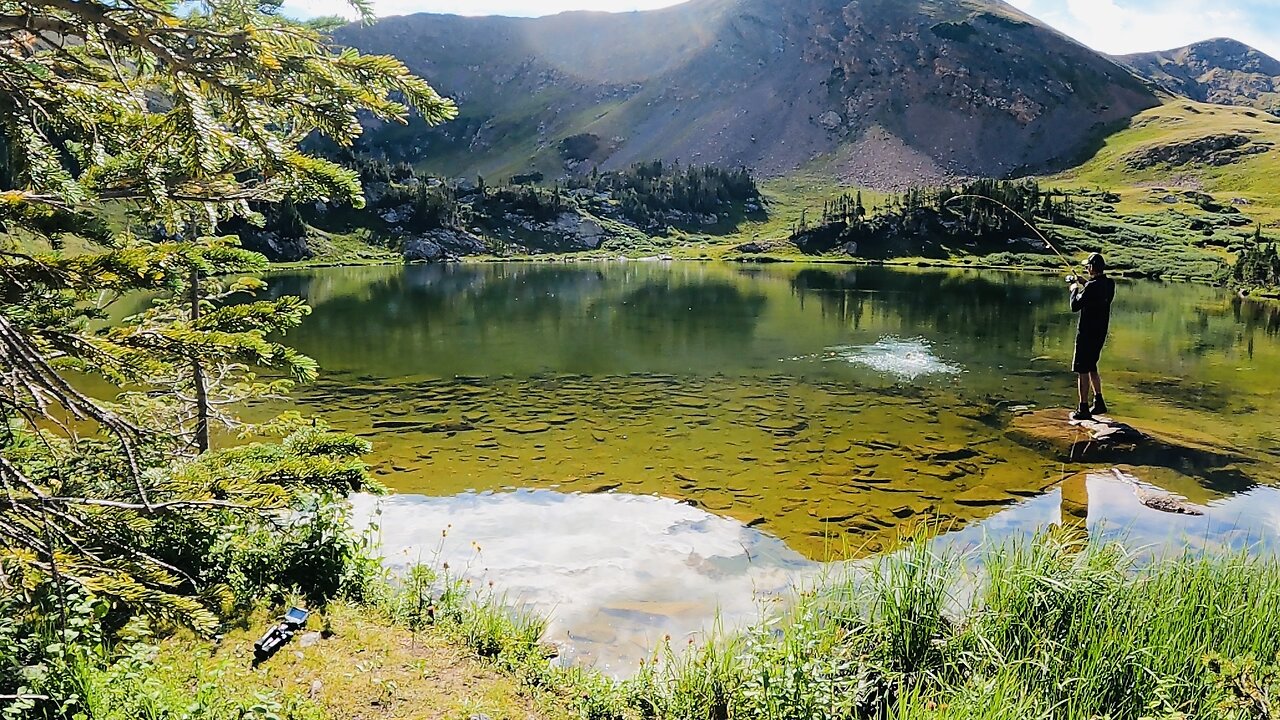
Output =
[{"x1": 253, "y1": 606, "x2": 310, "y2": 665}]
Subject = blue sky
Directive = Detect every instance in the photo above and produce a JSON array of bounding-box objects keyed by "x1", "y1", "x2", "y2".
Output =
[{"x1": 284, "y1": 0, "x2": 1280, "y2": 59}]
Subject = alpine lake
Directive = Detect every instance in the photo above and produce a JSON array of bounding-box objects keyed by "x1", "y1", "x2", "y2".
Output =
[{"x1": 222, "y1": 262, "x2": 1280, "y2": 672}]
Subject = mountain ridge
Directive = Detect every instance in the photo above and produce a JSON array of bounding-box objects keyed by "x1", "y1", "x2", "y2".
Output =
[
  {"x1": 334, "y1": 0, "x2": 1159, "y2": 187},
  {"x1": 1118, "y1": 38, "x2": 1280, "y2": 116}
]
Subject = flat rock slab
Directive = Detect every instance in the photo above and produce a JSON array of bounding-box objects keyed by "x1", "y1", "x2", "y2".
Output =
[{"x1": 1007, "y1": 409, "x2": 1247, "y2": 471}]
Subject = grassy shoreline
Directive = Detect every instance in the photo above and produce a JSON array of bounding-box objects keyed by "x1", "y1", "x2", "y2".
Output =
[
  {"x1": 89, "y1": 534, "x2": 1280, "y2": 720},
  {"x1": 265, "y1": 252, "x2": 1280, "y2": 298}
]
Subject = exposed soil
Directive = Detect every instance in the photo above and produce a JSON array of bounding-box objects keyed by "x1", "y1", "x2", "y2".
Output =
[{"x1": 157, "y1": 604, "x2": 566, "y2": 720}]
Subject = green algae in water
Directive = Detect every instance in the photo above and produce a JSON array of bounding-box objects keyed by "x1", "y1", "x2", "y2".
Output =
[{"x1": 268, "y1": 262, "x2": 1280, "y2": 558}]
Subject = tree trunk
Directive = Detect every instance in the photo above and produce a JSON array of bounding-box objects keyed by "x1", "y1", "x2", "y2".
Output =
[{"x1": 189, "y1": 266, "x2": 210, "y2": 453}]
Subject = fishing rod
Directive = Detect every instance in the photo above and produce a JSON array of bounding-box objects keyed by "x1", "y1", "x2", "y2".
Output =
[{"x1": 942, "y1": 194, "x2": 1077, "y2": 276}]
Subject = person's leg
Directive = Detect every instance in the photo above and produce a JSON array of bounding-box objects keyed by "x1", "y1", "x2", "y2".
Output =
[
  {"x1": 1071, "y1": 339, "x2": 1097, "y2": 419},
  {"x1": 1089, "y1": 371, "x2": 1107, "y2": 413},
  {"x1": 1071, "y1": 373, "x2": 1092, "y2": 420}
]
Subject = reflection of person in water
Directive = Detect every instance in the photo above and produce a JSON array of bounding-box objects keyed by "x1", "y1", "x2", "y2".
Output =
[
  {"x1": 1058, "y1": 472, "x2": 1090, "y2": 545},
  {"x1": 1068, "y1": 253, "x2": 1116, "y2": 421}
]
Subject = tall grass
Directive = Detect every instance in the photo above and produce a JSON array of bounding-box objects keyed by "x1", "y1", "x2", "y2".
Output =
[
  {"x1": 53, "y1": 534, "x2": 1277, "y2": 720},
  {"x1": 610, "y1": 535, "x2": 1280, "y2": 720}
]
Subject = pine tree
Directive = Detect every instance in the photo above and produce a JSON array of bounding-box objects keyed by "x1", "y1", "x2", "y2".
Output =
[{"x1": 0, "y1": 0, "x2": 454, "y2": 640}]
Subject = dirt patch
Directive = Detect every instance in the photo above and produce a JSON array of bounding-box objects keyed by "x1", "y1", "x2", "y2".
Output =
[{"x1": 157, "y1": 604, "x2": 567, "y2": 720}]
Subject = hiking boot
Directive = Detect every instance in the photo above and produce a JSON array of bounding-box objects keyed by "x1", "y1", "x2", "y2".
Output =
[
  {"x1": 1090, "y1": 397, "x2": 1108, "y2": 416},
  {"x1": 1070, "y1": 405, "x2": 1092, "y2": 421}
]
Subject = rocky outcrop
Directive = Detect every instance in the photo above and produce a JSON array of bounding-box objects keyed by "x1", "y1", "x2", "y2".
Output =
[
  {"x1": 734, "y1": 241, "x2": 772, "y2": 254},
  {"x1": 1125, "y1": 133, "x2": 1272, "y2": 169},
  {"x1": 237, "y1": 231, "x2": 311, "y2": 263},
  {"x1": 402, "y1": 238, "x2": 445, "y2": 262},
  {"x1": 546, "y1": 212, "x2": 606, "y2": 250},
  {"x1": 402, "y1": 229, "x2": 488, "y2": 262}
]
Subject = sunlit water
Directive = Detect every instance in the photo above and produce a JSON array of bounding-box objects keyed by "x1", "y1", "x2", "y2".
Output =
[{"x1": 230, "y1": 262, "x2": 1280, "y2": 671}]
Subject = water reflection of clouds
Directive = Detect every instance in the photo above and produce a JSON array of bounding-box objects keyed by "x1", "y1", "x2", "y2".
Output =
[
  {"x1": 940, "y1": 474, "x2": 1280, "y2": 559},
  {"x1": 351, "y1": 491, "x2": 815, "y2": 676},
  {"x1": 354, "y1": 477, "x2": 1280, "y2": 675}
]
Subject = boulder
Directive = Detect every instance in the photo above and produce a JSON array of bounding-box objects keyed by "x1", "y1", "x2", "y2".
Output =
[
  {"x1": 1007, "y1": 409, "x2": 1249, "y2": 472},
  {"x1": 402, "y1": 229, "x2": 489, "y2": 262},
  {"x1": 238, "y1": 231, "x2": 311, "y2": 262},
  {"x1": 402, "y1": 238, "x2": 444, "y2": 262},
  {"x1": 548, "y1": 212, "x2": 607, "y2": 250}
]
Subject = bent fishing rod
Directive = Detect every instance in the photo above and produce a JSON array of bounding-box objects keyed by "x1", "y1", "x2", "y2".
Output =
[{"x1": 942, "y1": 194, "x2": 1078, "y2": 276}]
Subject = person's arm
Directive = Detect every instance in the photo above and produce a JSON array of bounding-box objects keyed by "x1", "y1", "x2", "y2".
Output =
[{"x1": 1070, "y1": 280, "x2": 1090, "y2": 313}]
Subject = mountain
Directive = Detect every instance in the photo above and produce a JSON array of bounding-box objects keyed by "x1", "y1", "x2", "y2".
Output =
[
  {"x1": 1119, "y1": 39, "x2": 1280, "y2": 116},
  {"x1": 334, "y1": 0, "x2": 1159, "y2": 187}
]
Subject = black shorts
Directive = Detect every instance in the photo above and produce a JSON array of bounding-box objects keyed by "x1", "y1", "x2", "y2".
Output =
[{"x1": 1073, "y1": 335, "x2": 1106, "y2": 374}]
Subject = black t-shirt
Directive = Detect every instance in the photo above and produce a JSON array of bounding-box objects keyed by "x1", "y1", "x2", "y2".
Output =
[{"x1": 1071, "y1": 275, "x2": 1115, "y2": 339}]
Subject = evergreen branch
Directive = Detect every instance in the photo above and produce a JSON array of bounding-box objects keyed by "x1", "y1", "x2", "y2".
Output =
[{"x1": 11, "y1": 495, "x2": 268, "y2": 512}]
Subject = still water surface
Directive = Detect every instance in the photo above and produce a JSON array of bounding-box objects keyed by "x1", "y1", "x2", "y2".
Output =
[{"x1": 262, "y1": 262, "x2": 1280, "y2": 671}]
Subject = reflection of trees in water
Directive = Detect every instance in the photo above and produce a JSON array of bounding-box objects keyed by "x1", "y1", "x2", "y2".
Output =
[
  {"x1": 1232, "y1": 297, "x2": 1280, "y2": 360},
  {"x1": 1167, "y1": 293, "x2": 1280, "y2": 361},
  {"x1": 789, "y1": 267, "x2": 1059, "y2": 356},
  {"x1": 790, "y1": 268, "x2": 872, "y2": 330},
  {"x1": 617, "y1": 280, "x2": 766, "y2": 341},
  {"x1": 271, "y1": 264, "x2": 767, "y2": 376}
]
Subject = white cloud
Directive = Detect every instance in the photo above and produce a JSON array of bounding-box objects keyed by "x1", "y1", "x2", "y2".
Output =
[{"x1": 1007, "y1": 0, "x2": 1280, "y2": 58}]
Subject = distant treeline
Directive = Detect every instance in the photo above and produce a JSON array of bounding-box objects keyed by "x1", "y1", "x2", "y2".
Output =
[
  {"x1": 792, "y1": 179, "x2": 1079, "y2": 256},
  {"x1": 568, "y1": 160, "x2": 761, "y2": 228},
  {"x1": 1232, "y1": 227, "x2": 1280, "y2": 290},
  {"x1": 239, "y1": 157, "x2": 762, "y2": 241}
]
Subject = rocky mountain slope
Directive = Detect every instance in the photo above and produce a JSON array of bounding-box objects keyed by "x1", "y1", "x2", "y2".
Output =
[
  {"x1": 1119, "y1": 39, "x2": 1280, "y2": 116},
  {"x1": 335, "y1": 0, "x2": 1159, "y2": 188}
]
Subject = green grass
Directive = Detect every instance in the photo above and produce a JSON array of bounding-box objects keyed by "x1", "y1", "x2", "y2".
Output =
[
  {"x1": 56, "y1": 534, "x2": 1280, "y2": 720},
  {"x1": 1054, "y1": 100, "x2": 1280, "y2": 228},
  {"x1": 616, "y1": 535, "x2": 1280, "y2": 720}
]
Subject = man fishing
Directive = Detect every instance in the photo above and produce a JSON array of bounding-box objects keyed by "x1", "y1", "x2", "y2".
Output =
[{"x1": 1068, "y1": 253, "x2": 1116, "y2": 421}]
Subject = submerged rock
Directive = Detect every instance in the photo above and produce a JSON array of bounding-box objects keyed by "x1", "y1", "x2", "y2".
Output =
[{"x1": 1112, "y1": 468, "x2": 1207, "y2": 516}]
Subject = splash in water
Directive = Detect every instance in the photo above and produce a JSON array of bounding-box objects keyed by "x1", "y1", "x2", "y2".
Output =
[{"x1": 822, "y1": 336, "x2": 964, "y2": 380}]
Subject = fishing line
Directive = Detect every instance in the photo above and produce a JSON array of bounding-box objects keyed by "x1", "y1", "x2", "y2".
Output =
[{"x1": 943, "y1": 194, "x2": 1077, "y2": 275}]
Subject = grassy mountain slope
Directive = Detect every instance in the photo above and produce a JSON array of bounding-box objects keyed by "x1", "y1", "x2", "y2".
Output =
[
  {"x1": 1119, "y1": 39, "x2": 1280, "y2": 116},
  {"x1": 664, "y1": 99, "x2": 1278, "y2": 283},
  {"x1": 1053, "y1": 100, "x2": 1280, "y2": 225},
  {"x1": 335, "y1": 0, "x2": 1158, "y2": 187}
]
